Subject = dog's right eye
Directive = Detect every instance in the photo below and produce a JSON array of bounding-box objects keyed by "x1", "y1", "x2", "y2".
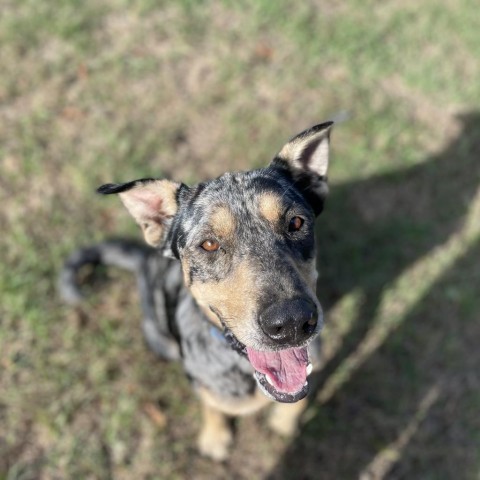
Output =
[{"x1": 200, "y1": 239, "x2": 220, "y2": 252}]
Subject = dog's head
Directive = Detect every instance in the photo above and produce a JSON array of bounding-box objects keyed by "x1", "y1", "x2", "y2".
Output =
[{"x1": 99, "y1": 122, "x2": 333, "y2": 402}]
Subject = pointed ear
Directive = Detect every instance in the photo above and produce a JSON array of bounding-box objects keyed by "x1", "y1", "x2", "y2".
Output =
[
  {"x1": 272, "y1": 121, "x2": 333, "y2": 215},
  {"x1": 276, "y1": 121, "x2": 333, "y2": 176},
  {"x1": 97, "y1": 178, "x2": 183, "y2": 247}
]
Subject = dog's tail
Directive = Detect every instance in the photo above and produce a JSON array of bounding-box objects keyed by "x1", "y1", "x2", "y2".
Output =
[
  {"x1": 59, "y1": 239, "x2": 182, "y2": 361},
  {"x1": 58, "y1": 238, "x2": 153, "y2": 305}
]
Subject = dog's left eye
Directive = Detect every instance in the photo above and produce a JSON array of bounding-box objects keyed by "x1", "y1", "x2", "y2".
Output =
[
  {"x1": 200, "y1": 239, "x2": 220, "y2": 252},
  {"x1": 288, "y1": 216, "x2": 304, "y2": 232}
]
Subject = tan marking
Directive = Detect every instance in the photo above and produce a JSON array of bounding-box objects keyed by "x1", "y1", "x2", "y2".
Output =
[
  {"x1": 189, "y1": 260, "x2": 258, "y2": 345},
  {"x1": 258, "y1": 192, "x2": 282, "y2": 223},
  {"x1": 156, "y1": 179, "x2": 180, "y2": 217},
  {"x1": 197, "y1": 401, "x2": 232, "y2": 461},
  {"x1": 210, "y1": 205, "x2": 235, "y2": 238},
  {"x1": 199, "y1": 386, "x2": 271, "y2": 416},
  {"x1": 197, "y1": 303, "x2": 223, "y2": 330},
  {"x1": 181, "y1": 256, "x2": 191, "y2": 287}
]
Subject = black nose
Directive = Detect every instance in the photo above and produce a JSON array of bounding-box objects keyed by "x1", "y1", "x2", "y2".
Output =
[{"x1": 259, "y1": 298, "x2": 318, "y2": 345}]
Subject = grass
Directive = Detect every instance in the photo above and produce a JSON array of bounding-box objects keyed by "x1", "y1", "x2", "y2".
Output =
[{"x1": 1, "y1": 0, "x2": 479, "y2": 478}]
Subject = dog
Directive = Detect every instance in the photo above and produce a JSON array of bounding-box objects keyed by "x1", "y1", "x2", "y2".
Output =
[{"x1": 59, "y1": 121, "x2": 333, "y2": 460}]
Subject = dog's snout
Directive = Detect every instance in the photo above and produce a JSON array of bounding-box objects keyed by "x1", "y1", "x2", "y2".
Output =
[{"x1": 259, "y1": 299, "x2": 318, "y2": 345}]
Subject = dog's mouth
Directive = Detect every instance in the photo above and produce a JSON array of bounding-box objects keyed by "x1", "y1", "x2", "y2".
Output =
[
  {"x1": 247, "y1": 346, "x2": 311, "y2": 403},
  {"x1": 222, "y1": 324, "x2": 312, "y2": 403}
]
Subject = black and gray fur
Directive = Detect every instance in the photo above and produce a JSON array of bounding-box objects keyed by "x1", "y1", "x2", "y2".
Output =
[{"x1": 60, "y1": 121, "x2": 333, "y2": 458}]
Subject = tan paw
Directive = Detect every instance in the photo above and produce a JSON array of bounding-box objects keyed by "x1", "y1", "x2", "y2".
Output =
[
  {"x1": 268, "y1": 397, "x2": 306, "y2": 437},
  {"x1": 268, "y1": 413, "x2": 298, "y2": 437},
  {"x1": 197, "y1": 426, "x2": 232, "y2": 461}
]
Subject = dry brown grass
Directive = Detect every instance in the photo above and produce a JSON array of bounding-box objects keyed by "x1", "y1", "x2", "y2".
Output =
[{"x1": 1, "y1": 0, "x2": 479, "y2": 478}]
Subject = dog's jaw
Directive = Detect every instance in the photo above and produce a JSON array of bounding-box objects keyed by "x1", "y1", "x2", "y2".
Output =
[{"x1": 254, "y1": 370, "x2": 309, "y2": 403}]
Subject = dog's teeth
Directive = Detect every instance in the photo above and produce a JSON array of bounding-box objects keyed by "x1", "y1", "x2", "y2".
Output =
[
  {"x1": 266, "y1": 374, "x2": 274, "y2": 386},
  {"x1": 306, "y1": 363, "x2": 313, "y2": 375}
]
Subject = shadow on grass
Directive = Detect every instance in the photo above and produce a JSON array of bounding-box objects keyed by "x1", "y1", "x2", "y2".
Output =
[{"x1": 268, "y1": 112, "x2": 480, "y2": 479}]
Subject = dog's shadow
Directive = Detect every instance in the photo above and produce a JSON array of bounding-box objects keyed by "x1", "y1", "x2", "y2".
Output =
[{"x1": 267, "y1": 112, "x2": 480, "y2": 479}]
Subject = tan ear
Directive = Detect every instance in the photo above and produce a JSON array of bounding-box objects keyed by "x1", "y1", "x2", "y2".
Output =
[
  {"x1": 98, "y1": 178, "x2": 181, "y2": 247},
  {"x1": 276, "y1": 121, "x2": 333, "y2": 177}
]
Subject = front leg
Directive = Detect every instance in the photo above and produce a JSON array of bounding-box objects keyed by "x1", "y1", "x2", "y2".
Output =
[
  {"x1": 197, "y1": 402, "x2": 233, "y2": 462},
  {"x1": 268, "y1": 397, "x2": 308, "y2": 437}
]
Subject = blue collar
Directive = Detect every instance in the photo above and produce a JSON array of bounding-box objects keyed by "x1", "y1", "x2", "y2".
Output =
[{"x1": 209, "y1": 325, "x2": 227, "y2": 343}]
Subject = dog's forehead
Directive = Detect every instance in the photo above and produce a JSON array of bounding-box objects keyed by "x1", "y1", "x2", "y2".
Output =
[
  {"x1": 174, "y1": 168, "x2": 311, "y2": 248},
  {"x1": 189, "y1": 169, "x2": 294, "y2": 216}
]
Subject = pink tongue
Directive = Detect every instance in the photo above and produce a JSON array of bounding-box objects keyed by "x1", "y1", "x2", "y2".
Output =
[{"x1": 246, "y1": 346, "x2": 308, "y2": 394}]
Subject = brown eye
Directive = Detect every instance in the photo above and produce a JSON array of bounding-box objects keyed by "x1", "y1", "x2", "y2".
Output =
[
  {"x1": 200, "y1": 239, "x2": 220, "y2": 252},
  {"x1": 288, "y1": 216, "x2": 304, "y2": 232}
]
